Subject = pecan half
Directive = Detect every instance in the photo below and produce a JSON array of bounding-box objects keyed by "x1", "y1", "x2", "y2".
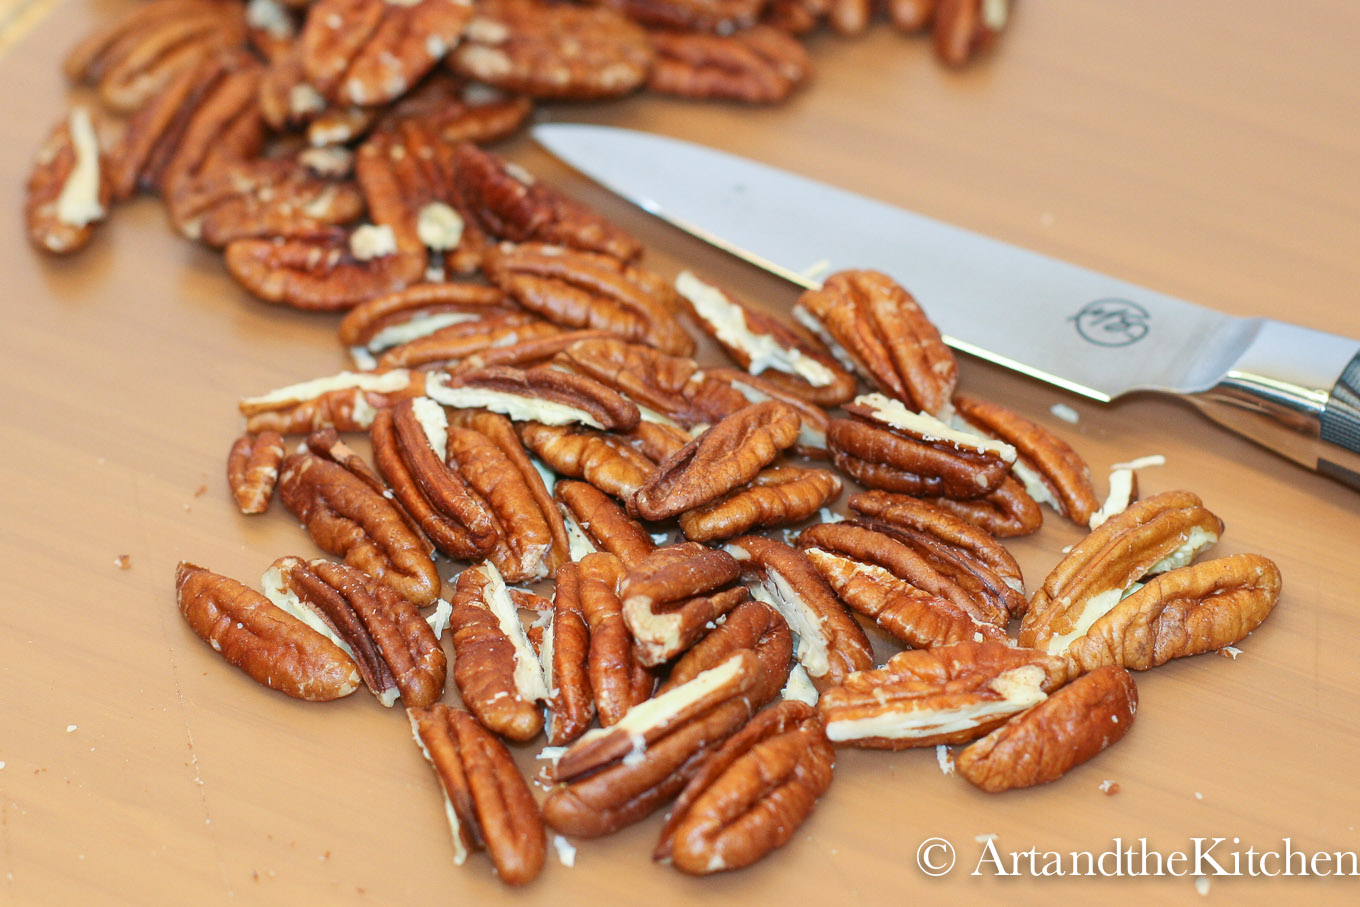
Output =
[
  {"x1": 26, "y1": 108, "x2": 111, "y2": 255},
  {"x1": 227, "y1": 430, "x2": 286, "y2": 514},
  {"x1": 224, "y1": 228, "x2": 426, "y2": 311},
  {"x1": 428, "y1": 364, "x2": 641, "y2": 432},
  {"x1": 300, "y1": 0, "x2": 472, "y2": 106},
  {"x1": 544, "y1": 651, "x2": 760, "y2": 838},
  {"x1": 377, "y1": 314, "x2": 560, "y2": 370},
  {"x1": 798, "y1": 522, "x2": 1010, "y2": 648},
  {"x1": 724, "y1": 535, "x2": 872, "y2": 686},
  {"x1": 154, "y1": 63, "x2": 265, "y2": 198},
  {"x1": 620, "y1": 543, "x2": 749, "y2": 666},
  {"x1": 484, "y1": 243, "x2": 693, "y2": 354},
  {"x1": 678, "y1": 466, "x2": 842, "y2": 543},
  {"x1": 408, "y1": 704, "x2": 546, "y2": 885},
  {"x1": 1019, "y1": 491, "x2": 1224, "y2": 655},
  {"x1": 277, "y1": 450, "x2": 440, "y2": 606},
  {"x1": 954, "y1": 393, "x2": 1099, "y2": 526},
  {"x1": 817, "y1": 642, "x2": 1067, "y2": 749},
  {"x1": 449, "y1": 0, "x2": 653, "y2": 100},
  {"x1": 828, "y1": 393, "x2": 1015, "y2": 499},
  {"x1": 338, "y1": 282, "x2": 512, "y2": 358},
  {"x1": 1062, "y1": 554, "x2": 1282, "y2": 676},
  {"x1": 924, "y1": 475, "x2": 1042, "y2": 538},
  {"x1": 794, "y1": 270, "x2": 957, "y2": 417},
  {"x1": 558, "y1": 338, "x2": 745, "y2": 427},
  {"x1": 305, "y1": 428, "x2": 390, "y2": 497},
  {"x1": 576, "y1": 552, "x2": 656, "y2": 726},
  {"x1": 175, "y1": 561, "x2": 360, "y2": 701},
  {"x1": 378, "y1": 73, "x2": 533, "y2": 146},
  {"x1": 658, "y1": 599, "x2": 793, "y2": 707},
  {"x1": 647, "y1": 25, "x2": 810, "y2": 104},
  {"x1": 707, "y1": 368, "x2": 832, "y2": 457},
  {"x1": 555, "y1": 480, "x2": 658, "y2": 567},
  {"x1": 520, "y1": 422, "x2": 657, "y2": 499},
  {"x1": 240, "y1": 368, "x2": 425, "y2": 434},
  {"x1": 956, "y1": 665, "x2": 1137, "y2": 793},
  {"x1": 262, "y1": 556, "x2": 445, "y2": 706},
  {"x1": 450, "y1": 562, "x2": 549, "y2": 741},
  {"x1": 543, "y1": 563, "x2": 596, "y2": 745},
  {"x1": 933, "y1": 0, "x2": 1010, "y2": 68},
  {"x1": 630, "y1": 401, "x2": 801, "y2": 521},
  {"x1": 656, "y1": 700, "x2": 833, "y2": 874},
  {"x1": 676, "y1": 272, "x2": 855, "y2": 405}
]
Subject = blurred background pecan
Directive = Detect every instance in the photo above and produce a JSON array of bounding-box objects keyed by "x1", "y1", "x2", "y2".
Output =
[
  {"x1": 25, "y1": 108, "x2": 111, "y2": 255},
  {"x1": 647, "y1": 25, "x2": 810, "y2": 105}
]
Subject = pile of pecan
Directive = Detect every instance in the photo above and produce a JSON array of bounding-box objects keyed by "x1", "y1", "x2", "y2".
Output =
[
  {"x1": 179, "y1": 144, "x2": 1283, "y2": 885},
  {"x1": 27, "y1": 0, "x2": 1013, "y2": 260}
]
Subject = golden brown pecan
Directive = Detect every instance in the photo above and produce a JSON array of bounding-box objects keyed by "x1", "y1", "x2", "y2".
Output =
[
  {"x1": 555, "y1": 480, "x2": 658, "y2": 567},
  {"x1": 924, "y1": 475, "x2": 1042, "y2": 538},
  {"x1": 167, "y1": 155, "x2": 364, "y2": 246},
  {"x1": 240, "y1": 368, "x2": 425, "y2": 434},
  {"x1": 798, "y1": 522, "x2": 1010, "y2": 648},
  {"x1": 26, "y1": 108, "x2": 111, "y2": 255},
  {"x1": 453, "y1": 329, "x2": 623, "y2": 374},
  {"x1": 954, "y1": 393, "x2": 1099, "y2": 526},
  {"x1": 620, "y1": 543, "x2": 749, "y2": 666},
  {"x1": 376, "y1": 313, "x2": 560, "y2": 370},
  {"x1": 338, "y1": 282, "x2": 512, "y2": 357},
  {"x1": 227, "y1": 430, "x2": 286, "y2": 514},
  {"x1": 449, "y1": 0, "x2": 652, "y2": 100},
  {"x1": 678, "y1": 466, "x2": 842, "y2": 543},
  {"x1": 454, "y1": 143, "x2": 644, "y2": 262},
  {"x1": 558, "y1": 338, "x2": 745, "y2": 427},
  {"x1": 620, "y1": 420, "x2": 694, "y2": 463},
  {"x1": 816, "y1": 642, "x2": 1067, "y2": 749},
  {"x1": 1018, "y1": 490, "x2": 1224, "y2": 654},
  {"x1": 629, "y1": 401, "x2": 801, "y2": 521},
  {"x1": 933, "y1": 0, "x2": 1010, "y2": 68},
  {"x1": 450, "y1": 562, "x2": 549, "y2": 741},
  {"x1": 156, "y1": 65, "x2": 266, "y2": 198},
  {"x1": 957, "y1": 665, "x2": 1137, "y2": 793},
  {"x1": 428, "y1": 364, "x2": 641, "y2": 432},
  {"x1": 520, "y1": 423, "x2": 657, "y2": 500},
  {"x1": 175, "y1": 561, "x2": 360, "y2": 701},
  {"x1": 655, "y1": 700, "x2": 833, "y2": 874},
  {"x1": 300, "y1": 0, "x2": 473, "y2": 106},
  {"x1": 262, "y1": 557, "x2": 445, "y2": 707},
  {"x1": 377, "y1": 73, "x2": 534, "y2": 145},
  {"x1": 1062, "y1": 554, "x2": 1281, "y2": 677},
  {"x1": 484, "y1": 243, "x2": 693, "y2": 354},
  {"x1": 304, "y1": 429, "x2": 391, "y2": 499},
  {"x1": 706, "y1": 368, "x2": 832, "y2": 457},
  {"x1": 828, "y1": 393, "x2": 1015, "y2": 498},
  {"x1": 574, "y1": 552, "x2": 656, "y2": 726},
  {"x1": 408, "y1": 703, "x2": 546, "y2": 885},
  {"x1": 544, "y1": 651, "x2": 761, "y2": 838},
  {"x1": 257, "y1": 48, "x2": 330, "y2": 131},
  {"x1": 658, "y1": 599, "x2": 793, "y2": 707},
  {"x1": 225, "y1": 228, "x2": 426, "y2": 310},
  {"x1": 592, "y1": 0, "x2": 765, "y2": 32},
  {"x1": 763, "y1": 0, "x2": 829, "y2": 34},
  {"x1": 676, "y1": 273, "x2": 854, "y2": 406},
  {"x1": 795, "y1": 270, "x2": 957, "y2": 417},
  {"x1": 543, "y1": 563, "x2": 596, "y2": 745},
  {"x1": 724, "y1": 535, "x2": 873, "y2": 686},
  {"x1": 277, "y1": 450, "x2": 440, "y2": 606},
  {"x1": 647, "y1": 26, "x2": 810, "y2": 104},
  {"x1": 64, "y1": 0, "x2": 248, "y2": 113}
]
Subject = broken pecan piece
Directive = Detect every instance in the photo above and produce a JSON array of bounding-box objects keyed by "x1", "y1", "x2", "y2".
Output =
[
  {"x1": 630, "y1": 401, "x2": 801, "y2": 521},
  {"x1": 678, "y1": 466, "x2": 842, "y2": 543},
  {"x1": 277, "y1": 450, "x2": 440, "y2": 606},
  {"x1": 227, "y1": 430, "x2": 286, "y2": 514},
  {"x1": 956, "y1": 665, "x2": 1137, "y2": 793},
  {"x1": 817, "y1": 642, "x2": 1067, "y2": 749},
  {"x1": 428, "y1": 364, "x2": 641, "y2": 432},
  {"x1": 620, "y1": 543, "x2": 749, "y2": 666},
  {"x1": 26, "y1": 108, "x2": 111, "y2": 255},
  {"x1": 239, "y1": 368, "x2": 425, "y2": 434},
  {"x1": 409, "y1": 703, "x2": 546, "y2": 885},
  {"x1": 795, "y1": 270, "x2": 957, "y2": 417},
  {"x1": 656, "y1": 700, "x2": 833, "y2": 874},
  {"x1": 555, "y1": 480, "x2": 658, "y2": 567},
  {"x1": 647, "y1": 25, "x2": 810, "y2": 104},
  {"x1": 175, "y1": 561, "x2": 360, "y2": 701}
]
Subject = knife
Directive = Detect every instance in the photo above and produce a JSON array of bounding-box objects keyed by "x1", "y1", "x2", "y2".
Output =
[{"x1": 534, "y1": 123, "x2": 1360, "y2": 490}]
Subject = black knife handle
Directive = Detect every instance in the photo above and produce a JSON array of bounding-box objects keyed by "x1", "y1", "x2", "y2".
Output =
[{"x1": 1319, "y1": 352, "x2": 1360, "y2": 488}]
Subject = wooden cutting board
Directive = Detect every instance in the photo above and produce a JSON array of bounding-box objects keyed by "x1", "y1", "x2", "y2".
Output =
[{"x1": 3, "y1": 1, "x2": 1359, "y2": 903}]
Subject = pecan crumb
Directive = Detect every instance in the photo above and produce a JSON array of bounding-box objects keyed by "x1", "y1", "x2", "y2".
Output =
[
  {"x1": 936, "y1": 745, "x2": 955, "y2": 776},
  {"x1": 194, "y1": 484, "x2": 207, "y2": 497},
  {"x1": 114, "y1": 554, "x2": 131, "y2": 570},
  {"x1": 1219, "y1": 646, "x2": 1243, "y2": 660},
  {"x1": 1098, "y1": 779, "x2": 1120, "y2": 795}
]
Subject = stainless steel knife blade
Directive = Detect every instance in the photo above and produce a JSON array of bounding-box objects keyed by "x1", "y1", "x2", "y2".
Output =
[{"x1": 533, "y1": 123, "x2": 1360, "y2": 488}]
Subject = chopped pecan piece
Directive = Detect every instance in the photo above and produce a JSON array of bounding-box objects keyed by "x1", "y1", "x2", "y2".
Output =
[
  {"x1": 1061, "y1": 554, "x2": 1281, "y2": 676},
  {"x1": 647, "y1": 26, "x2": 810, "y2": 104},
  {"x1": 240, "y1": 368, "x2": 424, "y2": 434},
  {"x1": 450, "y1": 562, "x2": 549, "y2": 741},
  {"x1": 620, "y1": 543, "x2": 749, "y2": 666},
  {"x1": 795, "y1": 270, "x2": 957, "y2": 417},
  {"x1": 630, "y1": 401, "x2": 801, "y2": 521},
  {"x1": 956, "y1": 665, "x2": 1137, "y2": 793},
  {"x1": 449, "y1": 0, "x2": 653, "y2": 100},
  {"x1": 678, "y1": 466, "x2": 842, "y2": 543},
  {"x1": 175, "y1": 561, "x2": 360, "y2": 701},
  {"x1": 924, "y1": 475, "x2": 1042, "y2": 538},
  {"x1": 558, "y1": 338, "x2": 745, "y2": 427},
  {"x1": 828, "y1": 393, "x2": 1015, "y2": 498},
  {"x1": 262, "y1": 557, "x2": 445, "y2": 706},
  {"x1": 225, "y1": 228, "x2": 426, "y2": 310},
  {"x1": 428, "y1": 364, "x2": 641, "y2": 432},
  {"x1": 575, "y1": 552, "x2": 655, "y2": 726},
  {"x1": 299, "y1": 0, "x2": 473, "y2": 106},
  {"x1": 817, "y1": 642, "x2": 1067, "y2": 749},
  {"x1": 954, "y1": 393, "x2": 1099, "y2": 526},
  {"x1": 227, "y1": 430, "x2": 286, "y2": 514},
  {"x1": 484, "y1": 243, "x2": 693, "y2": 354},
  {"x1": 933, "y1": 0, "x2": 1010, "y2": 68},
  {"x1": 555, "y1": 480, "x2": 658, "y2": 567},
  {"x1": 408, "y1": 704, "x2": 546, "y2": 885},
  {"x1": 520, "y1": 422, "x2": 657, "y2": 500},
  {"x1": 542, "y1": 563, "x2": 596, "y2": 745},
  {"x1": 655, "y1": 700, "x2": 833, "y2": 874},
  {"x1": 1018, "y1": 491, "x2": 1224, "y2": 655},
  {"x1": 724, "y1": 535, "x2": 872, "y2": 686},
  {"x1": 26, "y1": 108, "x2": 112, "y2": 255},
  {"x1": 277, "y1": 450, "x2": 440, "y2": 606},
  {"x1": 658, "y1": 599, "x2": 793, "y2": 707}
]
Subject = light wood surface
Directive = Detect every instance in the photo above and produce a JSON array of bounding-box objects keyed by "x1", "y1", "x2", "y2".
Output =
[{"x1": 4, "y1": 1, "x2": 1360, "y2": 904}]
